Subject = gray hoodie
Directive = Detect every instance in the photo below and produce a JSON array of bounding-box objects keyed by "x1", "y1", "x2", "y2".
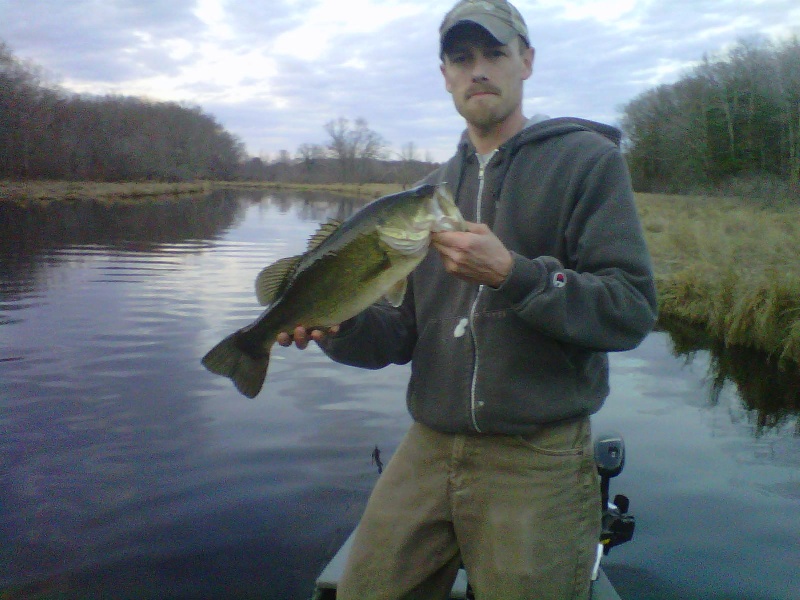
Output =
[{"x1": 322, "y1": 117, "x2": 658, "y2": 435}]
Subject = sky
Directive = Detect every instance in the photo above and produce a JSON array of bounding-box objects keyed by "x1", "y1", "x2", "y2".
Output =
[{"x1": 2, "y1": 0, "x2": 799, "y2": 162}]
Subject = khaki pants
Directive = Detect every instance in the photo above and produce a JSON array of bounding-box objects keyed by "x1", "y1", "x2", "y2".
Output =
[{"x1": 338, "y1": 419, "x2": 600, "y2": 600}]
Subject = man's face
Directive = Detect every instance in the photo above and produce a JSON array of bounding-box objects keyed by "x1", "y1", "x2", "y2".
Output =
[{"x1": 440, "y1": 26, "x2": 534, "y2": 131}]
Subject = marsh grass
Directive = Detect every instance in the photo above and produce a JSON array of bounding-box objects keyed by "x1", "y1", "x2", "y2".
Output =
[
  {"x1": 220, "y1": 181, "x2": 403, "y2": 199},
  {"x1": 0, "y1": 180, "x2": 212, "y2": 204},
  {"x1": 638, "y1": 193, "x2": 800, "y2": 363},
  {"x1": 0, "y1": 180, "x2": 399, "y2": 204}
]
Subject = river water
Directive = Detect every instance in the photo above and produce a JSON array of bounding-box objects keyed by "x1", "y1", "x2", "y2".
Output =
[{"x1": 1, "y1": 190, "x2": 798, "y2": 600}]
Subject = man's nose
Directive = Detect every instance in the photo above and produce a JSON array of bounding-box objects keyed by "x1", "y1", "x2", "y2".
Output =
[{"x1": 470, "y1": 56, "x2": 490, "y2": 82}]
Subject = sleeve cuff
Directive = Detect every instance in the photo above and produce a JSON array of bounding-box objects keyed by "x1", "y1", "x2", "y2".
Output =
[{"x1": 493, "y1": 252, "x2": 559, "y2": 305}]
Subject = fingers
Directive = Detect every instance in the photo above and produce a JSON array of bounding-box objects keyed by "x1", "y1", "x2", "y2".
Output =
[
  {"x1": 294, "y1": 325, "x2": 312, "y2": 349},
  {"x1": 430, "y1": 222, "x2": 512, "y2": 287},
  {"x1": 465, "y1": 221, "x2": 490, "y2": 234},
  {"x1": 276, "y1": 331, "x2": 293, "y2": 347},
  {"x1": 313, "y1": 324, "x2": 340, "y2": 339},
  {"x1": 432, "y1": 221, "x2": 488, "y2": 246},
  {"x1": 276, "y1": 325, "x2": 340, "y2": 349}
]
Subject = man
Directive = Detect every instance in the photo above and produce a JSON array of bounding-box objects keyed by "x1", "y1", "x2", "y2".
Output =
[{"x1": 280, "y1": 0, "x2": 657, "y2": 597}]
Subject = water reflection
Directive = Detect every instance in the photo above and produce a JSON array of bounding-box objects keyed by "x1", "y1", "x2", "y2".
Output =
[
  {"x1": 0, "y1": 189, "x2": 368, "y2": 253},
  {"x1": 0, "y1": 190, "x2": 382, "y2": 600},
  {"x1": 598, "y1": 331, "x2": 800, "y2": 600},
  {"x1": 227, "y1": 188, "x2": 368, "y2": 226},
  {"x1": 0, "y1": 192, "x2": 239, "y2": 252},
  {"x1": 661, "y1": 317, "x2": 800, "y2": 434}
]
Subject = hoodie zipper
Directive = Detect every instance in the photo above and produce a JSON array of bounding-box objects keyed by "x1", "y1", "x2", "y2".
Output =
[{"x1": 468, "y1": 152, "x2": 496, "y2": 433}]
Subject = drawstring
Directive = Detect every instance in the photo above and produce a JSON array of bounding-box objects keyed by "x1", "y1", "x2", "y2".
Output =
[{"x1": 453, "y1": 143, "x2": 469, "y2": 216}]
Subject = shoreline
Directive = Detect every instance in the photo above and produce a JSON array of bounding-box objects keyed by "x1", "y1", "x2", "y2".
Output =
[
  {"x1": 0, "y1": 180, "x2": 401, "y2": 204},
  {"x1": 213, "y1": 180, "x2": 405, "y2": 199},
  {"x1": 0, "y1": 180, "x2": 213, "y2": 204},
  {"x1": 2, "y1": 179, "x2": 798, "y2": 364}
]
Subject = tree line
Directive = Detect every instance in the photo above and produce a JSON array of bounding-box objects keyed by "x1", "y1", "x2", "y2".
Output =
[
  {"x1": 622, "y1": 36, "x2": 800, "y2": 199},
  {"x1": 243, "y1": 118, "x2": 439, "y2": 187},
  {"x1": 1, "y1": 41, "x2": 244, "y2": 181},
  {"x1": 1, "y1": 40, "x2": 436, "y2": 186},
  {"x1": 6, "y1": 34, "x2": 799, "y2": 198}
]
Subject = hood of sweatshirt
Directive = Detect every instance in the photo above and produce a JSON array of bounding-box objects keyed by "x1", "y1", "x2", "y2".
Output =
[{"x1": 456, "y1": 116, "x2": 622, "y2": 156}]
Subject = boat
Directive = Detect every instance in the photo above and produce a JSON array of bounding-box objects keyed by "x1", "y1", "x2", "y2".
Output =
[{"x1": 312, "y1": 433, "x2": 634, "y2": 600}]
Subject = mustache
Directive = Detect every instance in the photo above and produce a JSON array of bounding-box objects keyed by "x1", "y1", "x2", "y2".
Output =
[{"x1": 466, "y1": 83, "x2": 501, "y2": 98}]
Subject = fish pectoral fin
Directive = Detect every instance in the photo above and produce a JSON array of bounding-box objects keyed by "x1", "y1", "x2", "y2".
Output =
[
  {"x1": 384, "y1": 278, "x2": 408, "y2": 307},
  {"x1": 255, "y1": 255, "x2": 302, "y2": 306}
]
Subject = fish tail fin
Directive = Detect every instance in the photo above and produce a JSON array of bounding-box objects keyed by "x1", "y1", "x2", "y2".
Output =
[{"x1": 201, "y1": 332, "x2": 270, "y2": 398}]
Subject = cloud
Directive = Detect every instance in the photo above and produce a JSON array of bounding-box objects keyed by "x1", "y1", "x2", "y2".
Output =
[
  {"x1": 1, "y1": 0, "x2": 799, "y2": 162},
  {"x1": 2, "y1": 0, "x2": 202, "y2": 81},
  {"x1": 523, "y1": 0, "x2": 800, "y2": 124}
]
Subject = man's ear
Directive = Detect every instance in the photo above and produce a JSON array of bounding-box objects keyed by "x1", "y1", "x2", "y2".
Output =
[
  {"x1": 441, "y1": 62, "x2": 453, "y2": 93},
  {"x1": 521, "y1": 46, "x2": 534, "y2": 80}
]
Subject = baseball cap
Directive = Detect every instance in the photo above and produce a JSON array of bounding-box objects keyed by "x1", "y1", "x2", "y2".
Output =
[{"x1": 440, "y1": 0, "x2": 529, "y2": 54}]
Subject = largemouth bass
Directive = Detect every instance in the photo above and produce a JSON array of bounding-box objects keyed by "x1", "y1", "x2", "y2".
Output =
[{"x1": 201, "y1": 183, "x2": 465, "y2": 398}]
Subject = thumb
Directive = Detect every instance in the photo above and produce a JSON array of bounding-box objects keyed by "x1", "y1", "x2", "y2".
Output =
[{"x1": 465, "y1": 222, "x2": 491, "y2": 234}]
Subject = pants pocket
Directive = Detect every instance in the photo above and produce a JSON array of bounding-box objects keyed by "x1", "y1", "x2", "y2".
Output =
[{"x1": 514, "y1": 417, "x2": 590, "y2": 456}]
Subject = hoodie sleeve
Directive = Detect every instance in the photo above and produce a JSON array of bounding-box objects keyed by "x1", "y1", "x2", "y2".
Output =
[{"x1": 495, "y1": 146, "x2": 658, "y2": 351}]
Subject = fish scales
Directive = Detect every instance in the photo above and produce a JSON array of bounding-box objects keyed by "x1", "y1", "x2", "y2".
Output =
[{"x1": 240, "y1": 231, "x2": 408, "y2": 345}]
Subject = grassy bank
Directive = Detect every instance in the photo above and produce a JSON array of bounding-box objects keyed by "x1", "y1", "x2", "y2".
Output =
[
  {"x1": 3, "y1": 180, "x2": 798, "y2": 363},
  {"x1": 0, "y1": 180, "x2": 403, "y2": 203},
  {"x1": 218, "y1": 180, "x2": 403, "y2": 199},
  {"x1": 638, "y1": 193, "x2": 800, "y2": 364},
  {"x1": 0, "y1": 180, "x2": 212, "y2": 204},
  {"x1": 0, "y1": 180, "x2": 402, "y2": 204}
]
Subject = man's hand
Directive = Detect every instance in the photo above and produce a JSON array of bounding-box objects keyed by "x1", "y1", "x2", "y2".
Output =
[
  {"x1": 432, "y1": 222, "x2": 512, "y2": 287},
  {"x1": 277, "y1": 325, "x2": 340, "y2": 350}
]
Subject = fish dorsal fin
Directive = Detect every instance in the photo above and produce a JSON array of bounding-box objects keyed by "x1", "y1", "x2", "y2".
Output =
[
  {"x1": 307, "y1": 219, "x2": 342, "y2": 252},
  {"x1": 255, "y1": 255, "x2": 302, "y2": 306},
  {"x1": 384, "y1": 278, "x2": 407, "y2": 307}
]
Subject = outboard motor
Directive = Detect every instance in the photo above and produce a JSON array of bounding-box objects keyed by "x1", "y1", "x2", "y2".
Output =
[{"x1": 591, "y1": 433, "x2": 635, "y2": 580}]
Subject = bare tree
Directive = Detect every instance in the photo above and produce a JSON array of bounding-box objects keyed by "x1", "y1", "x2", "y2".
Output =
[
  {"x1": 397, "y1": 141, "x2": 420, "y2": 188},
  {"x1": 400, "y1": 141, "x2": 419, "y2": 162},
  {"x1": 296, "y1": 143, "x2": 326, "y2": 182},
  {"x1": 324, "y1": 117, "x2": 387, "y2": 183}
]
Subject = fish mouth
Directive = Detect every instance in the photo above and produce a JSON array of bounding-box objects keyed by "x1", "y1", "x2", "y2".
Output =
[
  {"x1": 377, "y1": 186, "x2": 464, "y2": 253},
  {"x1": 378, "y1": 224, "x2": 431, "y2": 255},
  {"x1": 429, "y1": 186, "x2": 466, "y2": 232},
  {"x1": 431, "y1": 214, "x2": 463, "y2": 232}
]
